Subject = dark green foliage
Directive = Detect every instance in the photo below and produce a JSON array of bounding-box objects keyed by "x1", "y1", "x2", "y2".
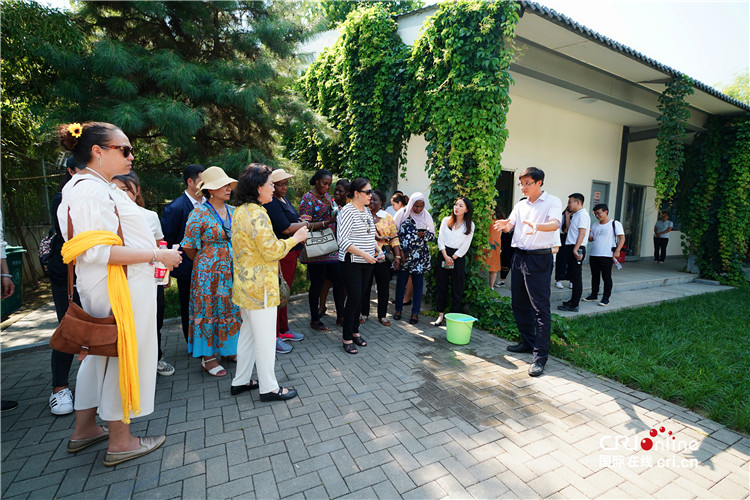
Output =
[
  {"x1": 408, "y1": 0, "x2": 519, "y2": 315},
  {"x1": 319, "y1": 0, "x2": 423, "y2": 29},
  {"x1": 655, "y1": 75, "x2": 694, "y2": 206},
  {"x1": 675, "y1": 115, "x2": 750, "y2": 285},
  {"x1": 43, "y1": 1, "x2": 311, "y2": 174},
  {"x1": 554, "y1": 289, "x2": 750, "y2": 433},
  {"x1": 291, "y1": 5, "x2": 412, "y2": 189}
]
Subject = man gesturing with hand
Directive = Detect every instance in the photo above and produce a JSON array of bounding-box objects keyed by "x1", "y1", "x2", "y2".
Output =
[{"x1": 494, "y1": 167, "x2": 562, "y2": 377}]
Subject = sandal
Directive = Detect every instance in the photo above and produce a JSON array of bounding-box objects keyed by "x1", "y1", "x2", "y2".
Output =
[
  {"x1": 379, "y1": 317, "x2": 391, "y2": 326},
  {"x1": 430, "y1": 317, "x2": 445, "y2": 327},
  {"x1": 352, "y1": 335, "x2": 367, "y2": 347},
  {"x1": 201, "y1": 357, "x2": 226, "y2": 377},
  {"x1": 310, "y1": 320, "x2": 329, "y2": 332},
  {"x1": 359, "y1": 314, "x2": 368, "y2": 324},
  {"x1": 343, "y1": 342, "x2": 358, "y2": 355},
  {"x1": 393, "y1": 312, "x2": 402, "y2": 321}
]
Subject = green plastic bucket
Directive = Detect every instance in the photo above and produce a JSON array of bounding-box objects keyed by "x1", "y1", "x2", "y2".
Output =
[{"x1": 445, "y1": 313, "x2": 478, "y2": 345}]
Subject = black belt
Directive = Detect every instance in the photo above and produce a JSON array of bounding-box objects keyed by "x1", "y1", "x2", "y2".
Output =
[{"x1": 516, "y1": 248, "x2": 551, "y2": 255}]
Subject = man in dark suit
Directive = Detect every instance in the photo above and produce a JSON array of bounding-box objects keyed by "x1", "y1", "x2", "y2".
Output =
[{"x1": 161, "y1": 164, "x2": 205, "y2": 342}]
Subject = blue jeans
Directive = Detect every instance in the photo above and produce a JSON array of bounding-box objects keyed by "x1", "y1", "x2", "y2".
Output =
[{"x1": 395, "y1": 271, "x2": 424, "y2": 316}]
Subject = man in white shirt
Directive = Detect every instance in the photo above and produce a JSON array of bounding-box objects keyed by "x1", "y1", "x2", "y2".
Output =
[
  {"x1": 494, "y1": 167, "x2": 562, "y2": 377},
  {"x1": 582, "y1": 204, "x2": 625, "y2": 306},
  {"x1": 558, "y1": 193, "x2": 590, "y2": 312}
]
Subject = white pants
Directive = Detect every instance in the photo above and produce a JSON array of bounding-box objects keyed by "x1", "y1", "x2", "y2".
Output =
[{"x1": 232, "y1": 307, "x2": 279, "y2": 394}]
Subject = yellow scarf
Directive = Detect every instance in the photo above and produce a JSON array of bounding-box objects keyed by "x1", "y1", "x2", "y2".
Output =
[{"x1": 61, "y1": 230, "x2": 140, "y2": 423}]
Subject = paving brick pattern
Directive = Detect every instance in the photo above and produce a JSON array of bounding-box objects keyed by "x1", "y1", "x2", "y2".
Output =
[{"x1": 2, "y1": 298, "x2": 748, "y2": 499}]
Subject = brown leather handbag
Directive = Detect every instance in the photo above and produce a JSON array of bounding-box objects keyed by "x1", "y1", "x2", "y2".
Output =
[{"x1": 49, "y1": 202, "x2": 124, "y2": 361}]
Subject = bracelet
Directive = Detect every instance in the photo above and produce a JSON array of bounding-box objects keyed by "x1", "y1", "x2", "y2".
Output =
[
  {"x1": 0, "y1": 273, "x2": 11, "y2": 278},
  {"x1": 395, "y1": 256, "x2": 401, "y2": 260},
  {"x1": 150, "y1": 249, "x2": 157, "y2": 266}
]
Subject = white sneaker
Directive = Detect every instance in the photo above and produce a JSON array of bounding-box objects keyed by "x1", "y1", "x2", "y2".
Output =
[
  {"x1": 49, "y1": 388, "x2": 74, "y2": 415},
  {"x1": 157, "y1": 359, "x2": 175, "y2": 376},
  {"x1": 554, "y1": 281, "x2": 564, "y2": 289}
]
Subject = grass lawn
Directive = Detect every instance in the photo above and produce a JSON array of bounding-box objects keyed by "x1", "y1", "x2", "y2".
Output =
[{"x1": 552, "y1": 287, "x2": 750, "y2": 434}]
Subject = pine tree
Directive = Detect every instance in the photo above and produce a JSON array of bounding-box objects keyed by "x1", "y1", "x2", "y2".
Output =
[{"x1": 45, "y1": 1, "x2": 312, "y2": 179}]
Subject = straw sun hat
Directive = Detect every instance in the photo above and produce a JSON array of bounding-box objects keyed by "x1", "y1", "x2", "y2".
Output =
[
  {"x1": 270, "y1": 168, "x2": 294, "y2": 183},
  {"x1": 196, "y1": 166, "x2": 237, "y2": 191}
]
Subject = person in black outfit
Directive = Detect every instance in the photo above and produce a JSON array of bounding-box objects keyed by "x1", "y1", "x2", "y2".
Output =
[
  {"x1": 160, "y1": 164, "x2": 205, "y2": 342},
  {"x1": 47, "y1": 157, "x2": 83, "y2": 415}
]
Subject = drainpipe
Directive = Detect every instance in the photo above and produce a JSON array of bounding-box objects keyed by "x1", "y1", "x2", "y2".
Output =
[{"x1": 614, "y1": 126, "x2": 629, "y2": 220}]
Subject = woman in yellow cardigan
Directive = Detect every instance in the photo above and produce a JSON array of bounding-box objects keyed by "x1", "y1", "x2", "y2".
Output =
[
  {"x1": 230, "y1": 164, "x2": 308, "y2": 401},
  {"x1": 57, "y1": 122, "x2": 181, "y2": 466}
]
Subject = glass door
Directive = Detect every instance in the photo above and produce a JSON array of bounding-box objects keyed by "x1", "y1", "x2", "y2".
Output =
[{"x1": 623, "y1": 183, "x2": 646, "y2": 258}]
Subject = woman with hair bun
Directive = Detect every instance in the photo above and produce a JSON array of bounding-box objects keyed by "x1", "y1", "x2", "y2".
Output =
[
  {"x1": 298, "y1": 169, "x2": 345, "y2": 331},
  {"x1": 57, "y1": 121, "x2": 181, "y2": 466}
]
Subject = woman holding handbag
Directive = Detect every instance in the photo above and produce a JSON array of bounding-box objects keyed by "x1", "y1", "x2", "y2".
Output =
[
  {"x1": 230, "y1": 164, "x2": 308, "y2": 401},
  {"x1": 298, "y1": 169, "x2": 345, "y2": 331},
  {"x1": 360, "y1": 190, "x2": 402, "y2": 326},
  {"x1": 57, "y1": 122, "x2": 181, "y2": 466}
]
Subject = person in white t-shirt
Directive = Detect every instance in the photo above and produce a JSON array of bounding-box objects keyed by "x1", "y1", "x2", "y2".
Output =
[
  {"x1": 582, "y1": 204, "x2": 625, "y2": 307},
  {"x1": 558, "y1": 193, "x2": 590, "y2": 312}
]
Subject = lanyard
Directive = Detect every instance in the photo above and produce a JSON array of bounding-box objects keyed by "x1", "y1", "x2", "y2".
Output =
[{"x1": 205, "y1": 201, "x2": 233, "y2": 258}]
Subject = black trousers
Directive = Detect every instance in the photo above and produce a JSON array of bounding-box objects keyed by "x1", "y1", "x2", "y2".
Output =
[
  {"x1": 654, "y1": 237, "x2": 669, "y2": 262},
  {"x1": 565, "y1": 246, "x2": 586, "y2": 307},
  {"x1": 176, "y1": 278, "x2": 192, "y2": 342},
  {"x1": 589, "y1": 256, "x2": 613, "y2": 299},
  {"x1": 341, "y1": 259, "x2": 374, "y2": 341},
  {"x1": 361, "y1": 260, "x2": 391, "y2": 319},
  {"x1": 555, "y1": 243, "x2": 571, "y2": 281},
  {"x1": 511, "y1": 251, "x2": 553, "y2": 365},
  {"x1": 434, "y1": 247, "x2": 466, "y2": 313},
  {"x1": 307, "y1": 262, "x2": 345, "y2": 323},
  {"x1": 50, "y1": 279, "x2": 80, "y2": 388}
]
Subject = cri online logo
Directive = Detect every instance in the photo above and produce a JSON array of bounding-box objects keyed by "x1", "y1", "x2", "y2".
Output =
[{"x1": 600, "y1": 425, "x2": 700, "y2": 452}]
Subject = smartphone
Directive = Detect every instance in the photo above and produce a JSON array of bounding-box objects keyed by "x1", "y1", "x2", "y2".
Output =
[{"x1": 441, "y1": 261, "x2": 454, "y2": 269}]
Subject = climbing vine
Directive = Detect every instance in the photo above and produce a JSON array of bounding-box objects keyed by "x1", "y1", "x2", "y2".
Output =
[
  {"x1": 675, "y1": 115, "x2": 750, "y2": 286},
  {"x1": 655, "y1": 75, "x2": 694, "y2": 206},
  {"x1": 408, "y1": 0, "x2": 520, "y2": 319},
  {"x1": 292, "y1": 5, "x2": 411, "y2": 189}
]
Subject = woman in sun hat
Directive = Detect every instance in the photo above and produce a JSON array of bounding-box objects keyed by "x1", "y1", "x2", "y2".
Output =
[
  {"x1": 263, "y1": 168, "x2": 308, "y2": 353},
  {"x1": 181, "y1": 166, "x2": 242, "y2": 377}
]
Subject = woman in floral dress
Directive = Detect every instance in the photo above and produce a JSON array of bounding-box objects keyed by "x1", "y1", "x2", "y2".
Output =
[{"x1": 181, "y1": 167, "x2": 241, "y2": 377}]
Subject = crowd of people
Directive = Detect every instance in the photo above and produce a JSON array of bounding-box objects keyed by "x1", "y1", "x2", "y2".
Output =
[
  {"x1": 25, "y1": 120, "x2": 634, "y2": 467},
  {"x1": 44, "y1": 120, "x2": 481, "y2": 467}
]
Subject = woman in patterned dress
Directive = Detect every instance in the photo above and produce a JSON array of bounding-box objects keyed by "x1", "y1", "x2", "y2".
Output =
[
  {"x1": 393, "y1": 193, "x2": 435, "y2": 324},
  {"x1": 298, "y1": 169, "x2": 345, "y2": 331},
  {"x1": 181, "y1": 167, "x2": 241, "y2": 377}
]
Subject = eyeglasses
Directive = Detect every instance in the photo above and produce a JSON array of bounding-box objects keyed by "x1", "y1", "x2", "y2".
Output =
[
  {"x1": 359, "y1": 189, "x2": 373, "y2": 196},
  {"x1": 517, "y1": 181, "x2": 537, "y2": 188},
  {"x1": 101, "y1": 145, "x2": 134, "y2": 158}
]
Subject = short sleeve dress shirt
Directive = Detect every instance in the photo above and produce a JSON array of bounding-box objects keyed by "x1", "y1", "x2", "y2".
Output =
[{"x1": 508, "y1": 191, "x2": 563, "y2": 250}]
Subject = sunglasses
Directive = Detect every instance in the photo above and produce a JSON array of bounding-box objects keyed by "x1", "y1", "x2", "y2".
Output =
[
  {"x1": 101, "y1": 145, "x2": 134, "y2": 158},
  {"x1": 359, "y1": 189, "x2": 373, "y2": 195}
]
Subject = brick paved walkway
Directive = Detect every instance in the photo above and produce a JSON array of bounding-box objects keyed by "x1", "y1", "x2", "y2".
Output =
[{"x1": 2, "y1": 298, "x2": 748, "y2": 499}]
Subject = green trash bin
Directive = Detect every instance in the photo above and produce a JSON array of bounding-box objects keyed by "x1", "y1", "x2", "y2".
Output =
[{"x1": 1, "y1": 245, "x2": 26, "y2": 318}]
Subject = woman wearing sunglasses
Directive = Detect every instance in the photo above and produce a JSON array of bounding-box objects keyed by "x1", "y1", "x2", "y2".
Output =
[
  {"x1": 181, "y1": 166, "x2": 242, "y2": 377},
  {"x1": 337, "y1": 178, "x2": 384, "y2": 354},
  {"x1": 57, "y1": 121, "x2": 181, "y2": 466}
]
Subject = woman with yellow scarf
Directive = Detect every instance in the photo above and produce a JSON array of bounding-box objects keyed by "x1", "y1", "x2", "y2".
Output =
[{"x1": 57, "y1": 122, "x2": 181, "y2": 467}]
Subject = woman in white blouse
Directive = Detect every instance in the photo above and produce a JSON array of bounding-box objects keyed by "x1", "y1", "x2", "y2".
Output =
[
  {"x1": 57, "y1": 122, "x2": 181, "y2": 467},
  {"x1": 432, "y1": 197, "x2": 475, "y2": 326},
  {"x1": 337, "y1": 178, "x2": 384, "y2": 354}
]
